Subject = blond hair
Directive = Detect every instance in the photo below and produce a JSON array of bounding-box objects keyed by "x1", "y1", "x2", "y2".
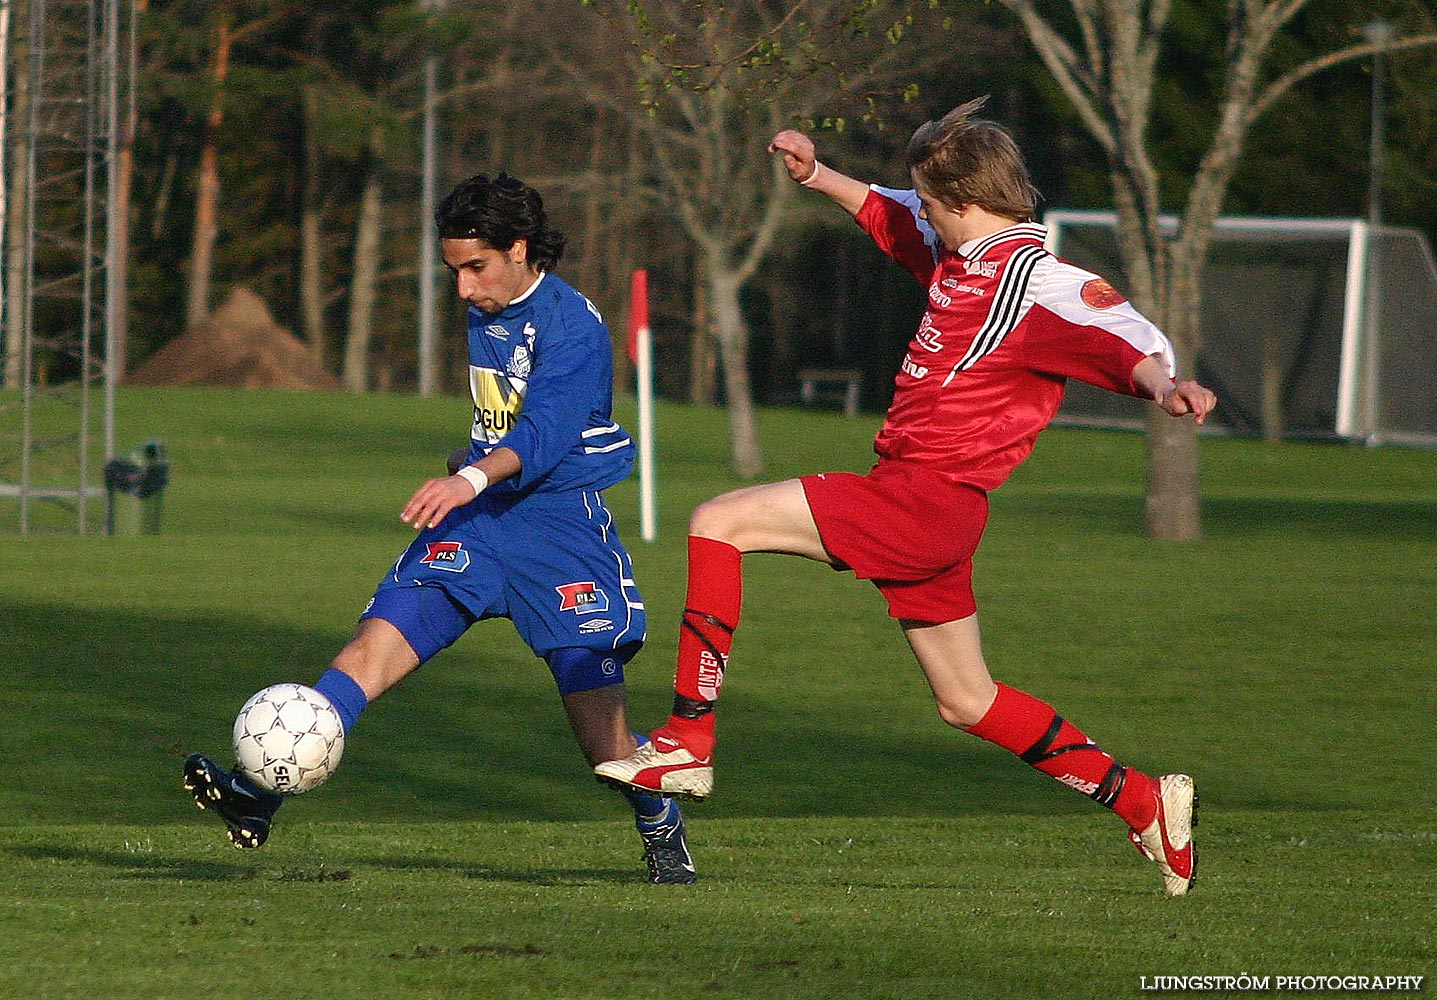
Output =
[{"x1": 905, "y1": 96, "x2": 1040, "y2": 221}]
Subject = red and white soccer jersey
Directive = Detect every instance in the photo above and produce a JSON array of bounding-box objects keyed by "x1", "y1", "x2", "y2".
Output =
[{"x1": 857, "y1": 186, "x2": 1176, "y2": 491}]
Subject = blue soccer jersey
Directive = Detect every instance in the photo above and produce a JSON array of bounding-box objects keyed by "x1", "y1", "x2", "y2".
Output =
[
  {"x1": 364, "y1": 270, "x2": 646, "y2": 663},
  {"x1": 464, "y1": 272, "x2": 634, "y2": 495}
]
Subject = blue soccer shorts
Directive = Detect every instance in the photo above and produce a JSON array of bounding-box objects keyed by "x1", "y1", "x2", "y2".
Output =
[{"x1": 361, "y1": 488, "x2": 646, "y2": 664}]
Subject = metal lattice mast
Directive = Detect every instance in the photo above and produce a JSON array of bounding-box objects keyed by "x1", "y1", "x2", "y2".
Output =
[{"x1": 2, "y1": 0, "x2": 126, "y2": 534}]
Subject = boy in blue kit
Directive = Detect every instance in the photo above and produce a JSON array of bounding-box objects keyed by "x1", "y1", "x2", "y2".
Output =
[{"x1": 184, "y1": 173, "x2": 695, "y2": 884}]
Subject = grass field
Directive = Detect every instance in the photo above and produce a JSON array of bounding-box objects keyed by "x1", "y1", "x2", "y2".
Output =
[{"x1": 2, "y1": 387, "x2": 1435, "y2": 999}]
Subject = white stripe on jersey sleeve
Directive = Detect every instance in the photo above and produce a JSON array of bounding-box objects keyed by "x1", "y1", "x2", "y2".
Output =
[
  {"x1": 1034, "y1": 259, "x2": 1177, "y2": 377},
  {"x1": 583, "y1": 438, "x2": 633, "y2": 455}
]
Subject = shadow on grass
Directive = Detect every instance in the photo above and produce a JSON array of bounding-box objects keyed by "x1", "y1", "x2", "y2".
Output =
[
  {"x1": 3, "y1": 838, "x2": 652, "y2": 887},
  {"x1": 0, "y1": 589, "x2": 1390, "y2": 827},
  {"x1": 0, "y1": 600, "x2": 1057, "y2": 825},
  {"x1": 4, "y1": 842, "x2": 258, "y2": 882}
]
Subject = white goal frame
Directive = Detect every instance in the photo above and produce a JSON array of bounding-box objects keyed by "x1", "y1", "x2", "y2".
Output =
[{"x1": 1043, "y1": 210, "x2": 1437, "y2": 446}]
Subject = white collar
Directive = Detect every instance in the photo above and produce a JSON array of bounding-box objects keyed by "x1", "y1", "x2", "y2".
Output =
[{"x1": 508, "y1": 271, "x2": 545, "y2": 307}]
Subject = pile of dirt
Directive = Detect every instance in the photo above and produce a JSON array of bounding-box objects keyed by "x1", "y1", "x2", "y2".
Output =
[{"x1": 129, "y1": 287, "x2": 339, "y2": 390}]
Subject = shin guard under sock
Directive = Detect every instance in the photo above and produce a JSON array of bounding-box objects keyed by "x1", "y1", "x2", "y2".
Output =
[
  {"x1": 967, "y1": 683, "x2": 1158, "y2": 830},
  {"x1": 663, "y1": 536, "x2": 742, "y2": 759}
]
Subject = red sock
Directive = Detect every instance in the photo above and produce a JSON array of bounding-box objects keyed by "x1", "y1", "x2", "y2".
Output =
[
  {"x1": 966, "y1": 683, "x2": 1158, "y2": 830},
  {"x1": 660, "y1": 536, "x2": 742, "y2": 759}
]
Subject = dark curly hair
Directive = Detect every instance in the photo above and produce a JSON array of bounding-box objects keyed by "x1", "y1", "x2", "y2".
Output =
[{"x1": 434, "y1": 172, "x2": 565, "y2": 271}]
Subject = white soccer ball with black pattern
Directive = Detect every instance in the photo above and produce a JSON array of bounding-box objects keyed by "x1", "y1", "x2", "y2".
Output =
[{"x1": 232, "y1": 683, "x2": 345, "y2": 795}]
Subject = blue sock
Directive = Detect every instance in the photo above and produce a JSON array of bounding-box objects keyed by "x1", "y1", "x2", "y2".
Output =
[
  {"x1": 620, "y1": 732, "x2": 668, "y2": 822},
  {"x1": 314, "y1": 668, "x2": 368, "y2": 734}
]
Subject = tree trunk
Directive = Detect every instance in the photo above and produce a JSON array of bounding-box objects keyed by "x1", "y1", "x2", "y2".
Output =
[
  {"x1": 110, "y1": 19, "x2": 140, "y2": 382},
  {"x1": 708, "y1": 258, "x2": 762, "y2": 478},
  {"x1": 343, "y1": 155, "x2": 383, "y2": 393},
  {"x1": 299, "y1": 85, "x2": 326, "y2": 367},
  {"x1": 3, "y1": 29, "x2": 29, "y2": 390},
  {"x1": 688, "y1": 253, "x2": 716, "y2": 405},
  {"x1": 1144, "y1": 408, "x2": 1202, "y2": 540},
  {"x1": 1145, "y1": 269, "x2": 1203, "y2": 541},
  {"x1": 186, "y1": 17, "x2": 234, "y2": 330}
]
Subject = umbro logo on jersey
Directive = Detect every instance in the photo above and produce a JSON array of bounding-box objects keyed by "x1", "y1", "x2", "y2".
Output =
[
  {"x1": 420, "y1": 540, "x2": 471, "y2": 573},
  {"x1": 484, "y1": 324, "x2": 510, "y2": 341},
  {"x1": 578, "y1": 618, "x2": 615, "y2": 634},
  {"x1": 556, "y1": 581, "x2": 610, "y2": 615}
]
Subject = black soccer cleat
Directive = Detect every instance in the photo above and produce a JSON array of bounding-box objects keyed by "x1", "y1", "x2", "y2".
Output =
[
  {"x1": 183, "y1": 753, "x2": 283, "y2": 850},
  {"x1": 636, "y1": 798, "x2": 697, "y2": 885}
]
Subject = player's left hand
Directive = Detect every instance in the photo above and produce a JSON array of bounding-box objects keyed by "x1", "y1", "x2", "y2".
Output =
[
  {"x1": 1158, "y1": 380, "x2": 1218, "y2": 426},
  {"x1": 401, "y1": 475, "x2": 478, "y2": 531}
]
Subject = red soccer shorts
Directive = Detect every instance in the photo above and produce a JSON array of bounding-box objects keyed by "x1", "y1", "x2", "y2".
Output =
[{"x1": 801, "y1": 460, "x2": 989, "y2": 624}]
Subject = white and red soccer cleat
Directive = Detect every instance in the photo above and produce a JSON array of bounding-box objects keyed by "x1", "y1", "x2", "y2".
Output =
[
  {"x1": 1129, "y1": 772, "x2": 1197, "y2": 895},
  {"x1": 594, "y1": 732, "x2": 714, "y2": 800}
]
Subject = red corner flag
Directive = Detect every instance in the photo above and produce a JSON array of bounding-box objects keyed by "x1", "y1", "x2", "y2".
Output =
[{"x1": 627, "y1": 269, "x2": 648, "y2": 364}]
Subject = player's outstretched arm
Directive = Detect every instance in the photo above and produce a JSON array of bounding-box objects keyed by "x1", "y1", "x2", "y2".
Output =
[{"x1": 768, "y1": 129, "x2": 871, "y2": 216}]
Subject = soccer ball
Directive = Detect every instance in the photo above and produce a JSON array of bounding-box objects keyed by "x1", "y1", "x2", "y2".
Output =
[{"x1": 232, "y1": 683, "x2": 345, "y2": 795}]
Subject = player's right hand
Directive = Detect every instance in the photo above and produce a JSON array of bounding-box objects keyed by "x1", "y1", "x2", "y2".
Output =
[
  {"x1": 768, "y1": 130, "x2": 817, "y2": 183},
  {"x1": 401, "y1": 475, "x2": 477, "y2": 531}
]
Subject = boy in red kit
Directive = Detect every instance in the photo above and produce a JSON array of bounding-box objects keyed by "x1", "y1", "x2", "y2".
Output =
[{"x1": 596, "y1": 97, "x2": 1217, "y2": 895}]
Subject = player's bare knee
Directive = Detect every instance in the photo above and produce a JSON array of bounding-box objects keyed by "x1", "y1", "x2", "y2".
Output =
[
  {"x1": 688, "y1": 497, "x2": 742, "y2": 543},
  {"x1": 933, "y1": 691, "x2": 992, "y2": 730}
]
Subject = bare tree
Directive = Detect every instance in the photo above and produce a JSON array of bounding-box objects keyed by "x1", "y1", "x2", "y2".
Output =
[
  {"x1": 565, "y1": 0, "x2": 949, "y2": 478},
  {"x1": 999, "y1": 0, "x2": 1437, "y2": 539}
]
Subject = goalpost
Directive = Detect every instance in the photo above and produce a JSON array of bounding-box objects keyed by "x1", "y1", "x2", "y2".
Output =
[{"x1": 1043, "y1": 210, "x2": 1437, "y2": 447}]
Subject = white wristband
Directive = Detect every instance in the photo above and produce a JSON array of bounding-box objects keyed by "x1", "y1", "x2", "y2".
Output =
[
  {"x1": 455, "y1": 465, "x2": 488, "y2": 498},
  {"x1": 800, "y1": 160, "x2": 823, "y2": 187}
]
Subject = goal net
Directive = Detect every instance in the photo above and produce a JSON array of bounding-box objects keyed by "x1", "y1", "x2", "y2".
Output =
[{"x1": 1043, "y1": 211, "x2": 1437, "y2": 446}]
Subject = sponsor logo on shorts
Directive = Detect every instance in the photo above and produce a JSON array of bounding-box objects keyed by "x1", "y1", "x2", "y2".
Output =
[
  {"x1": 578, "y1": 618, "x2": 615, "y2": 634},
  {"x1": 556, "y1": 581, "x2": 610, "y2": 615},
  {"x1": 420, "y1": 540, "x2": 470, "y2": 573}
]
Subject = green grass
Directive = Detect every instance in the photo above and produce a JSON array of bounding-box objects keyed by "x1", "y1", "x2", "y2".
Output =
[{"x1": 2, "y1": 387, "x2": 1435, "y2": 998}]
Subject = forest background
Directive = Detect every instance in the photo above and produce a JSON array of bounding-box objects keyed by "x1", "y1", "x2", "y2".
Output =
[{"x1": 8, "y1": 0, "x2": 1436, "y2": 427}]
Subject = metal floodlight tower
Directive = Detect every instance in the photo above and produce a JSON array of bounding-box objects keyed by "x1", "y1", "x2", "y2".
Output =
[{"x1": 2, "y1": 0, "x2": 130, "y2": 533}]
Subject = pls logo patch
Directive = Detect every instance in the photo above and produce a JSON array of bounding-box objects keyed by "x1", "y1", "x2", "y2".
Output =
[
  {"x1": 420, "y1": 540, "x2": 470, "y2": 573},
  {"x1": 556, "y1": 581, "x2": 610, "y2": 615}
]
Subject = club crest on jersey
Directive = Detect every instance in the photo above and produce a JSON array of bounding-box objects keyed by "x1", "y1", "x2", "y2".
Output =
[
  {"x1": 1080, "y1": 278, "x2": 1126, "y2": 309},
  {"x1": 508, "y1": 342, "x2": 532, "y2": 380},
  {"x1": 555, "y1": 581, "x2": 610, "y2": 615},
  {"x1": 420, "y1": 540, "x2": 470, "y2": 573}
]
